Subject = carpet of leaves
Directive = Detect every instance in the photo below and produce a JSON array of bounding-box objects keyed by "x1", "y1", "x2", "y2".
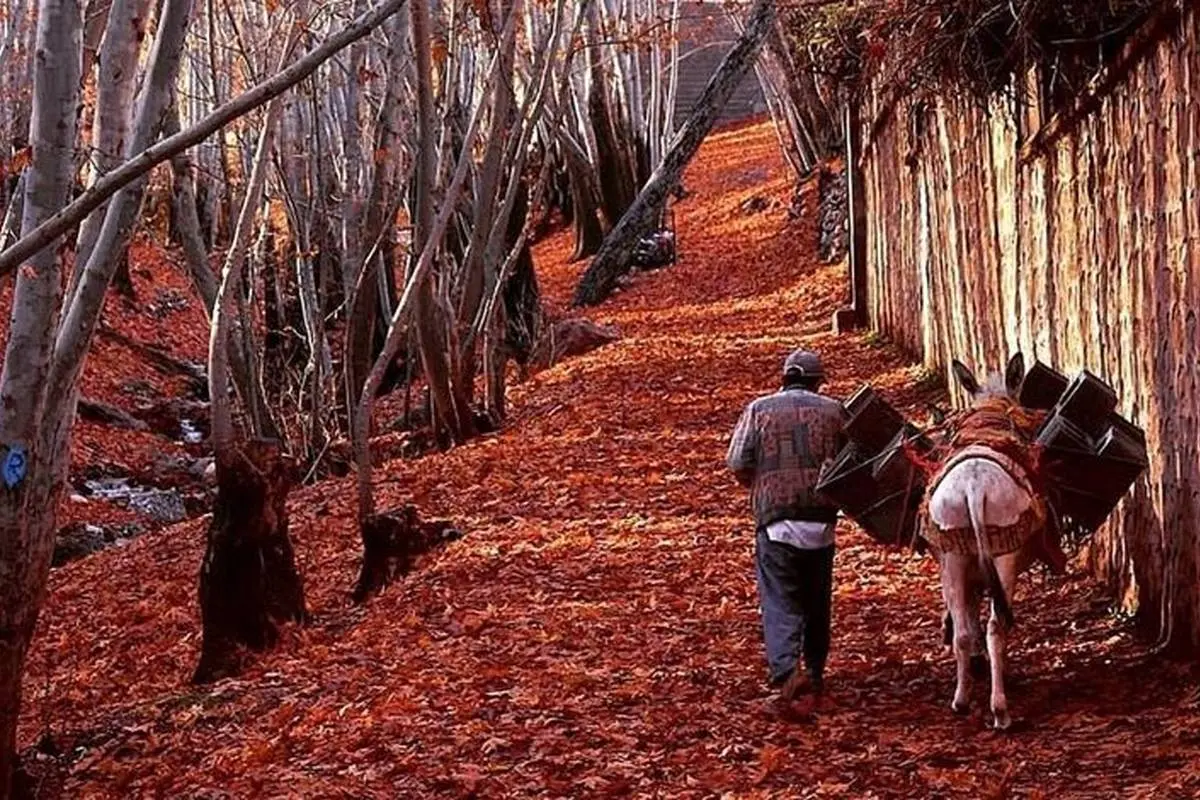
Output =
[
  {"x1": 21, "y1": 122, "x2": 1200, "y2": 798},
  {"x1": 0, "y1": 236, "x2": 208, "y2": 532}
]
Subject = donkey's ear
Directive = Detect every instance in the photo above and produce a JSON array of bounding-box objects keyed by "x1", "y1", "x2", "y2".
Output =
[
  {"x1": 951, "y1": 359, "x2": 979, "y2": 396},
  {"x1": 927, "y1": 403, "x2": 947, "y2": 426},
  {"x1": 1004, "y1": 352, "x2": 1026, "y2": 395}
]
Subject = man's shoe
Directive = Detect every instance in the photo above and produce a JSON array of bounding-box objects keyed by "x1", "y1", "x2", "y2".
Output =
[{"x1": 780, "y1": 670, "x2": 821, "y2": 701}]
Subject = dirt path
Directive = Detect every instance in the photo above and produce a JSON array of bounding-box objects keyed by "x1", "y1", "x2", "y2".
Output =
[{"x1": 24, "y1": 122, "x2": 1200, "y2": 798}]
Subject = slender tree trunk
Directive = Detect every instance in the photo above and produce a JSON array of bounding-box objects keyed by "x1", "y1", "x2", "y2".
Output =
[
  {"x1": 205, "y1": 0, "x2": 233, "y2": 246},
  {"x1": 339, "y1": 0, "x2": 367, "y2": 301},
  {"x1": 501, "y1": 191, "x2": 542, "y2": 368},
  {"x1": 296, "y1": 249, "x2": 327, "y2": 459},
  {"x1": 452, "y1": 4, "x2": 517, "y2": 411},
  {"x1": 0, "y1": 0, "x2": 83, "y2": 792},
  {"x1": 0, "y1": 175, "x2": 23, "y2": 251},
  {"x1": 0, "y1": 3, "x2": 35, "y2": 177},
  {"x1": 563, "y1": 141, "x2": 606, "y2": 260},
  {"x1": 261, "y1": 231, "x2": 287, "y2": 395},
  {"x1": 344, "y1": 9, "x2": 408, "y2": 418},
  {"x1": 164, "y1": 102, "x2": 268, "y2": 425},
  {"x1": 573, "y1": 0, "x2": 777, "y2": 306},
  {"x1": 663, "y1": 0, "x2": 682, "y2": 148},
  {"x1": 196, "y1": 82, "x2": 305, "y2": 683},
  {"x1": 82, "y1": 0, "x2": 114, "y2": 76},
  {"x1": 352, "y1": 50, "x2": 490, "y2": 599},
  {"x1": 409, "y1": 0, "x2": 465, "y2": 443},
  {"x1": 74, "y1": 0, "x2": 151, "y2": 287},
  {"x1": 587, "y1": 55, "x2": 638, "y2": 232},
  {"x1": 483, "y1": 305, "x2": 507, "y2": 420},
  {"x1": 44, "y1": 0, "x2": 195, "y2": 419}
]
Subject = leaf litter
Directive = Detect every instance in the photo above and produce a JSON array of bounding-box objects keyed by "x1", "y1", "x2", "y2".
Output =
[{"x1": 17, "y1": 121, "x2": 1200, "y2": 798}]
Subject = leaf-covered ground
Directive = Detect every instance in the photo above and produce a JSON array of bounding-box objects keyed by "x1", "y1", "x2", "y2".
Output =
[{"x1": 22, "y1": 121, "x2": 1200, "y2": 798}]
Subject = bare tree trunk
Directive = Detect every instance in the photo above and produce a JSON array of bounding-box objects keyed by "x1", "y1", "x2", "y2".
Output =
[
  {"x1": 586, "y1": 40, "x2": 638, "y2": 232},
  {"x1": 260, "y1": 228, "x2": 288, "y2": 396},
  {"x1": 0, "y1": 1, "x2": 35, "y2": 176},
  {"x1": 352, "y1": 49, "x2": 490, "y2": 599},
  {"x1": 563, "y1": 141, "x2": 606, "y2": 260},
  {"x1": 197, "y1": 81, "x2": 305, "y2": 683},
  {"x1": 452, "y1": 4, "x2": 517, "y2": 411},
  {"x1": 663, "y1": 0, "x2": 682, "y2": 148},
  {"x1": 193, "y1": 438, "x2": 305, "y2": 683},
  {"x1": 777, "y1": 24, "x2": 839, "y2": 155},
  {"x1": 205, "y1": 0, "x2": 233, "y2": 245},
  {"x1": 164, "y1": 102, "x2": 269, "y2": 426},
  {"x1": 409, "y1": 0, "x2": 466, "y2": 443},
  {"x1": 74, "y1": 0, "x2": 152, "y2": 296},
  {"x1": 339, "y1": 0, "x2": 367, "y2": 301},
  {"x1": 83, "y1": 0, "x2": 114, "y2": 76},
  {"x1": 344, "y1": 9, "x2": 408, "y2": 420},
  {"x1": 0, "y1": 175, "x2": 23, "y2": 252},
  {"x1": 573, "y1": 0, "x2": 777, "y2": 306},
  {"x1": 483, "y1": 305, "x2": 507, "y2": 420},
  {"x1": 296, "y1": 248, "x2": 328, "y2": 458},
  {"x1": 500, "y1": 195, "x2": 541, "y2": 368},
  {"x1": 0, "y1": 0, "x2": 83, "y2": 792},
  {"x1": 208, "y1": 100, "x2": 281, "y2": 453},
  {"x1": 44, "y1": 0, "x2": 195, "y2": 419}
]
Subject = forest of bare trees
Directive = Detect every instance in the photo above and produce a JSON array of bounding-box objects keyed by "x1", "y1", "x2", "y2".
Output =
[
  {"x1": 5, "y1": 0, "x2": 1191, "y2": 793},
  {"x1": 0, "y1": 0, "x2": 854, "y2": 791}
]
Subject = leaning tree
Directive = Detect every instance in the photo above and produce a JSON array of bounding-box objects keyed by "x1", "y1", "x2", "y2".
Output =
[{"x1": 573, "y1": 0, "x2": 779, "y2": 306}]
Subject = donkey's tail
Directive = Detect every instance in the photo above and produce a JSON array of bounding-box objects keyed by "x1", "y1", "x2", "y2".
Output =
[{"x1": 967, "y1": 490, "x2": 1014, "y2": 629}]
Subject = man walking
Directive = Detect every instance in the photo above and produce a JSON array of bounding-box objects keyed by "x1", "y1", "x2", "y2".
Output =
[{"x1": 726, "y1": 349, "x2": 846, "y2": 701}]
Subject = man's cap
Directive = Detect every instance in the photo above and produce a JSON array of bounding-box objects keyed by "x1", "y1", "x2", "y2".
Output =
[{"x1": 783, "y1": 349, "x2": 824, "y2": 379}]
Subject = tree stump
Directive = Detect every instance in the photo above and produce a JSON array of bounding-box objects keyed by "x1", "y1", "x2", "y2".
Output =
[
  {"x1": 193, "y1": 439, "x2": 306, "y2": 683},
  {"x1": 353, "y1": 504, "x2": 461, "y2": 604}
]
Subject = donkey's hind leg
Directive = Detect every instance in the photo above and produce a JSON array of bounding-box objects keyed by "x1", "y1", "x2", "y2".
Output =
[
  {"x1": 987, "y1": 554, "x2": 1020, "y2": 730},
  {"x1": 967, "y1": 580, "x2": 988, "y2": 678},
  {"x1": 941, "y1": 554, "x2": 975, "y2": 714}
]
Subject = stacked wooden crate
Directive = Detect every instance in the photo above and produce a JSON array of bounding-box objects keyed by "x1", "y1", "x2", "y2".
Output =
[
  {"x1": 816, "y1": 385, "x2": 931, "y2": 546},
  {"x1": 1020, "y1": 361, "x2": 1150, "y2": 539}
]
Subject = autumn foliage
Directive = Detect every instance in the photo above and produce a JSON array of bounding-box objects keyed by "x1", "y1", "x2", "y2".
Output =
[{"x1": 14, "y1": 122, "x2": 1200, "y2": 797}]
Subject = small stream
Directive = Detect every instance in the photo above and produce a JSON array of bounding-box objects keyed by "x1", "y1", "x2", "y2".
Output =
[
  {"x1": 82, "y1": 477, "x2": 188, "y2": 523},
  {"x1": 180, "y1": 418, "x2": 204, "y2": 444}
]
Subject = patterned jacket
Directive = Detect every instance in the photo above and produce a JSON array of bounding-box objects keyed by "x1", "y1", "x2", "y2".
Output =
[{"x1": 726, "y1": 387, "x2": 847, "y2": 528}]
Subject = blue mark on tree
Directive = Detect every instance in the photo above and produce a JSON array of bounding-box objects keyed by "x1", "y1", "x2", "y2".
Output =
[{"x1": 3, "y1": 444, "x2": 27, "y2": 488}]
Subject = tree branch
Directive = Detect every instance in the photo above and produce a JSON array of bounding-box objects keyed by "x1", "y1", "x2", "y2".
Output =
[{"x1": 0, "y1": 0, "x2": 411, "y2": 279}]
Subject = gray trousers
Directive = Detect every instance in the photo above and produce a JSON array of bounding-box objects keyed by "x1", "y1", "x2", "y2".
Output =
[{"x1": 755, "y1": 529, "x2": 835, "y2": 685}]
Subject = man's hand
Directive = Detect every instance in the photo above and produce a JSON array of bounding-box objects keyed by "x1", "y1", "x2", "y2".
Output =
[{"x1": 732, "y1": 468, "x2": 754, "y2": 488}]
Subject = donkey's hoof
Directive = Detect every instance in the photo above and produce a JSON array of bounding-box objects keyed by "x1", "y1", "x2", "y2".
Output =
[
  {"x1": 992, "y1": 709, "x2": 1012, "y2": 731},
  {"x1": 951, "y1": 699, "x2": 970, "y2": 716},
  {"x1": 969, "y1": 654, "x2": 988, "y2": 679}
]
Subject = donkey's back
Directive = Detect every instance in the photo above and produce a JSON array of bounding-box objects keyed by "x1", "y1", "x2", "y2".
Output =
[{"x1": 923, "y1": 354, "x2": 1046, "y2": 730}]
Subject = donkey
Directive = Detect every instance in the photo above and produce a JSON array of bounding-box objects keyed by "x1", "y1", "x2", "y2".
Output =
[{"x1": 925, "y1": 353, "x2": 1047, "y2": 730}]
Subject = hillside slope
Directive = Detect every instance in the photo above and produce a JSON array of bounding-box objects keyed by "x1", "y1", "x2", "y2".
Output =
[{"x1": 20, "y1": 122, "x2": 1200, "y2": 798}]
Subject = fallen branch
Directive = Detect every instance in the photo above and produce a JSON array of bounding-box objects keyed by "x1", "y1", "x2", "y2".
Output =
[
  {"x1": 77, "y1": 397, "x2": 150, "y2": 431},
  {"x1": 97, "y1": 324, "x2": 207, "y2": 384}
]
